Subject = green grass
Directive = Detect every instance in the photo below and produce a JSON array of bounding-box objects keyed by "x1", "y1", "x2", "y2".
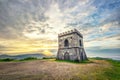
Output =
[
  {"x1": 20, "y1": 57, "x2": 38, "y2": 61},
  {"x1": 0, "y1": 57, "x2": 39, "y2": 62},
  {"x1": 0, "y1": 58, "x2": 14, "y2": 62},
  {"x1": 103, "y1": 59, "x2": 120, "y2": 80},
  {"x1": 42, "y1": 57, "x2": 55, "y2": 59},
  {"x1": 89, "y1": 57, "x2": 120, "y2": 80},
  {"x1": 55, "y1": 59, "x2": 93, "y2": 64}
]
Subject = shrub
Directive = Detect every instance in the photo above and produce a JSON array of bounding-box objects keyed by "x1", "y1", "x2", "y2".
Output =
[
  {"x1": 0, "y1": 58, "x2": 14, "y2": 62},
  {"x1": 20, "y1": 57, "x2": 38, "y2": 61},
  {"x1": 42, "y1": 57, "x2": 55, "y2": 59}
]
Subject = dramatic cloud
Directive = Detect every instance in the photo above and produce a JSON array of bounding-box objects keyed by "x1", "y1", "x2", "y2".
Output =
[{"x1": 0, "y1": 0, "x2": 120, "y2": 55}]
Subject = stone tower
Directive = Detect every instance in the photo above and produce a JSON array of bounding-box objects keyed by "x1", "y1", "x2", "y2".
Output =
[{"x1": 57, "y1": 29, "x2": 87, "y2": 62}]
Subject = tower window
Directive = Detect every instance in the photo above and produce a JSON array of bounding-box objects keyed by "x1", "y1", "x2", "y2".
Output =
[
  {"x1": 64, "y1": 39, "x2": 69, "y2": 47},
  {"x1": 79, "y1": 40, "x2": 82, "y2": 46}
]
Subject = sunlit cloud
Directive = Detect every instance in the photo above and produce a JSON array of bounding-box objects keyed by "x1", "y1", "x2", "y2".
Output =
[{"x1": 0, "y1": 0, "x2": 119, "y2": 55}]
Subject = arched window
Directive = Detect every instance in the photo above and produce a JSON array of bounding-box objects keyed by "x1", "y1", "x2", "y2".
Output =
[
  {"x1": 79, "y1": 40, "x2": 82, "y2": 46},
  {"x1": 64, "y1": 39, "x2": 69, "y2": 47}
]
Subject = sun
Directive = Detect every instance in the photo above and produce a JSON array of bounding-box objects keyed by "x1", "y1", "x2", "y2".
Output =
[{"x1": 42, "y1": 50, "x2": 53, "y2": 56}]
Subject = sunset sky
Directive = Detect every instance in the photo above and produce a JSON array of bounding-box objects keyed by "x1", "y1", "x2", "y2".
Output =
[{"x1": 0, "y1": 0, "x2": 120, "y2": 56}]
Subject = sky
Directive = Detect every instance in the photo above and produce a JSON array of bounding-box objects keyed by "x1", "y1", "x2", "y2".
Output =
[{"x1": 0, "y1": 0, "x2": 120, "y2": 56}]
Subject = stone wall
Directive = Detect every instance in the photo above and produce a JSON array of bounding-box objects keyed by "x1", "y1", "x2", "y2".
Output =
[{"x1": 57, "y1": 29, "x2": 87, "y2": 62}]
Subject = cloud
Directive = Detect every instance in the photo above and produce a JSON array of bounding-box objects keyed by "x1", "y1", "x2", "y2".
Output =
[
  {"x1": 84, "y1": 33, "x2": 120, "y2": 49},
  {"x1": 0, "y1": 0, "x2": 119, "y2": 55},
  {"x1": 0, "y1": 39, "x2": 57, "y2": 54}
]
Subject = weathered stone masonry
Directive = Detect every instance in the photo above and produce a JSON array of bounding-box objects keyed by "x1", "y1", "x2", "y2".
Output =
[{"x1": 57, "y1": 29, "x2": 87, "y2": 62}]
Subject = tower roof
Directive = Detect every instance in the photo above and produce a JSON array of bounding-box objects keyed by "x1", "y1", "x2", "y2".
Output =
[{"x1": 58, "y1": 29, "x2": 83, "y2": 38}]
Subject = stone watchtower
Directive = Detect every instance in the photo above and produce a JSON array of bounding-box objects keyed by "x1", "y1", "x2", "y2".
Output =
[{"x1": 57, "y1": 29, "x2": 87, "y2": 62}]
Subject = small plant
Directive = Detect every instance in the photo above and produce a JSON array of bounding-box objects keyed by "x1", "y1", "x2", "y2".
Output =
[
  {"x1": 42, "y1": 57, "x2": 55, "y2": 59},
  {"x1": 0, "y1": 57, "x2": 39, "y2": 62},
  {"x1": 0, "y1": 58, "x2": 14, "y2": 62},
  {"x1": 20, "y1": 57, "x2": 38, "y2": 61}
]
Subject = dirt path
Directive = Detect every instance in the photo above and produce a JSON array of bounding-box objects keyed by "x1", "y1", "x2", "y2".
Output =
[{"x1": 0, "y1": 59, "x2": 111, "y2": 80}]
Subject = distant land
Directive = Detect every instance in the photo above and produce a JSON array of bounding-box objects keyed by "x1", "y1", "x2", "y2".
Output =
[
  {"x1": 0, "y1": 53, "x2": 120, "y2": 61},
  {"x1": 0, "y1": 53, "x2": 46, "y2": 60}
]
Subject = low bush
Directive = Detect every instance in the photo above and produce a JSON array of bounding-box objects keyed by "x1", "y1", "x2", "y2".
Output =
[
  {"x1": 0, "y1": 58, "x2": 14, "y2": 62},
  {"x1": 20, "y1": 57, "x2": 38, "y2": 61}
]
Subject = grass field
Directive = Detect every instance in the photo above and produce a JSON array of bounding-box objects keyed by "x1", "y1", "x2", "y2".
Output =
[{"x1": 0, "y1": 58, "x2": 120, "y2": 80}]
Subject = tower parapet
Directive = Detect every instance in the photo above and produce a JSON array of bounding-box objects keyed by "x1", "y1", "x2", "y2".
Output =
[{"x1": 58, "y1": 29, "x2": 83, "y2": 38}]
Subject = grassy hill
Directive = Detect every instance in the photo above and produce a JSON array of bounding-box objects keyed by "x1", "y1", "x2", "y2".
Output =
[
  {"x1": 0, "y1": 54, "x2": 45, "y2": 60},
  {"x1": 0, "y1": 58, "x2": 119, "y2": 80}
]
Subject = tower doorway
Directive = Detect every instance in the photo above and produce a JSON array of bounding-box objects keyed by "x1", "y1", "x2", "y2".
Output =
[{"x1": 64, "y1": 52, "x2": 69, "y2": 60}]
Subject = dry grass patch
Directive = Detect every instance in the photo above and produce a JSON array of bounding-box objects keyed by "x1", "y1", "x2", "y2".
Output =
[{"x1": 0, "y1": 59, "x2": 116, "y2": 80}]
